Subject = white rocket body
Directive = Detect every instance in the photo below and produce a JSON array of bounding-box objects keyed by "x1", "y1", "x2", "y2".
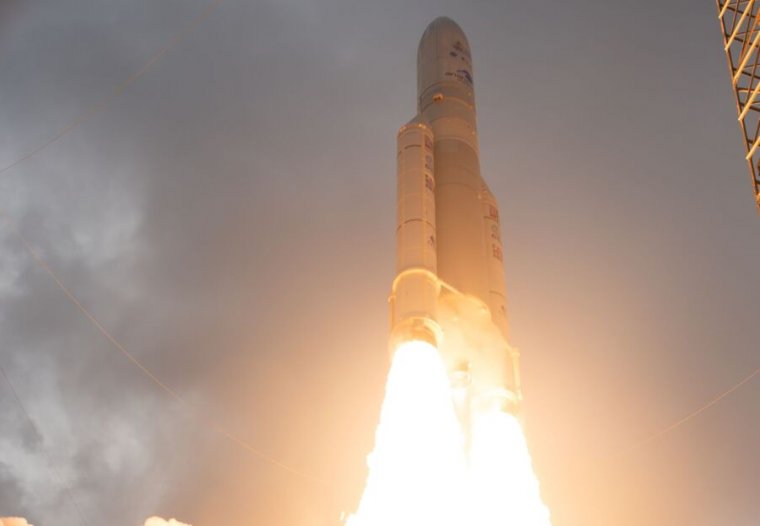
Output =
[{"x1": 389, "y1": 17, "x2": 520, "y2": 414}]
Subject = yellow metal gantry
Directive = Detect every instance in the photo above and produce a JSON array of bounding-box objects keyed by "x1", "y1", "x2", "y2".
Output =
[{"x1": 717, "y1": 0, "x2": 760, "y2": 211}]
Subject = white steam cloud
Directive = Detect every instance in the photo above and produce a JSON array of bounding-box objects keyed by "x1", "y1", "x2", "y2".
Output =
[{"x1": 143, "y1": 517, "x2": 192, "y2": 526}]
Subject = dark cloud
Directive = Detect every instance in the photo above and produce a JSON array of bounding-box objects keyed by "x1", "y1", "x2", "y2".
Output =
[
  {"x1": 1, "y1": 0, "x2": 758, "y2": 525},
  {"x1": 0, "y1": 463, "x2": 26, "y2": 515}
]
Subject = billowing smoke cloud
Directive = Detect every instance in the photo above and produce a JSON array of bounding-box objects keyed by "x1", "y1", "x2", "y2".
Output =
[{"x1": 143, "y1": 517, "x2": 192, "y2": 526}]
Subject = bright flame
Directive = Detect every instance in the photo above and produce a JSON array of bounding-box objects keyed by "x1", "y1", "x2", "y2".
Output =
[
  {"x1": 348, "y1": 341, "x2": 552, "y2": 526},
  {"x1": 347, "y1": 340, "x2": 467, "y2": 526},
  {"x1": 468, "y1": 411, "x2": 552, "y2": 526}
]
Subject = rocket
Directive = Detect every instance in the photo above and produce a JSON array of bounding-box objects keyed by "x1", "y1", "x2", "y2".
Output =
[{"x1": 389, "y1": 17, "x2": 521, "y2": 415}]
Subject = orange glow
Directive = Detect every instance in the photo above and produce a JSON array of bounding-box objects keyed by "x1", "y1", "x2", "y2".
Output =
[{"x1": 348, "y1": 340, "x2": 552, "y2": 526}]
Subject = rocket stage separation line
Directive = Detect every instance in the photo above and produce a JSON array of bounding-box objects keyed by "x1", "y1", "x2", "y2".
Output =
[
  {"x1": 0, "y1": 209, "x2": 324, "y2": 486},
  {"x1": 0, "y1": 0, "x2": 224, "y2": 178}
]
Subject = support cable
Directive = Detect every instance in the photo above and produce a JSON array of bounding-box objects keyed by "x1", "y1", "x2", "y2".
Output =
[{"x1": 625, "y1": 366, "x2": 760, "y2": 452}]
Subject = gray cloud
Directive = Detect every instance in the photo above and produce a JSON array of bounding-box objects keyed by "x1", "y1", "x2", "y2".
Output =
[{"x1": 0, "y1": 465, "x2": 26, "y2": 517}]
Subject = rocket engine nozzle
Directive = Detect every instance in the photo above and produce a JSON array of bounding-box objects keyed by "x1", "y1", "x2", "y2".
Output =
[
  {"x1": 389, "y1": 318, "x2": 442, "y2": 353},
  {"x1": 477, "y1": 387, "x2": 521, "y2": 416},
  {"x1": 389, "y1": 269, "x2": 443, "y2": 353}
]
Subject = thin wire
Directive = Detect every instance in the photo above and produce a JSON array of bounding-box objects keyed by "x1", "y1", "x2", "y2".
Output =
[
  {"x1": 608, "y1": 367, "x2": 760, "y2": 460},
  {"x1": 552, "y1": 365, "x2": 759, "y2": 492},
  {"x1": 621, "y1": 366, "x2": 760, "y2": 455},
  {"x1": 0, "y1": 0, "x2": 224, "y2": 178},
  {"x1": 0, "y1": 365, "x2": 90, "y2": 526},
  {"x1": 0, "y1": 209, "x2": 324, "y2": 485}
]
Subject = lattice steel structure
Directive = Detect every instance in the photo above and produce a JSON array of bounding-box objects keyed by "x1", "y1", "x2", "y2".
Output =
[{"x1": 717, "y1": 0, "x2": 760, "y2": 211}]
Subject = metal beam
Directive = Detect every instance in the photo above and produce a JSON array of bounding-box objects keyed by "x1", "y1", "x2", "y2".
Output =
[{"x1": 717, "y1": 0, "x2": 760, "y2": 212}]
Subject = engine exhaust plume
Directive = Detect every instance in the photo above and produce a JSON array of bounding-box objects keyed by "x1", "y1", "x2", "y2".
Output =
[
  {"x1": 347, "y1": 340, "x2": 467, "y2": 526},
  {"x1": 347, "y1": 339, "x2": 552, "y2": 526},
  {"x1": 467, "y1": 412, "x2": 552, "y2": 526}
]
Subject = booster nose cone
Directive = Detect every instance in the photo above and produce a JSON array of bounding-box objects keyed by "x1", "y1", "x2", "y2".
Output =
[{"x1": 417, "y1": 17, "x2": 474, "y2": 110}]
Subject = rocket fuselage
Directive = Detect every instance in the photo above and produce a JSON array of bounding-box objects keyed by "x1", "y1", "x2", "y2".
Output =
[
  {"x1": 390, "y1": 17, "x2": 520, "y2": 412},
  {"x1": 417, "y1": 18, "x2": 508, "y2": 340}
]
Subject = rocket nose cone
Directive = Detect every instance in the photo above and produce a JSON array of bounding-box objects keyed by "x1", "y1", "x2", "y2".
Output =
[
  {"x1": 418, "y1": 17, "x2": 471, "y2": 60},
  {"x1": 423, "y1": 16, "x2": 469, "y2": 44},
  {"x1": 417, "y1": 17, "x2": 474, "y2": 105}
]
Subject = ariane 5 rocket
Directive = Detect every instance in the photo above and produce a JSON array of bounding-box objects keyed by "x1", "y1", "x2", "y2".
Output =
[{"x1": 389, "y1": 17, "x2": 521, "y2": 414}]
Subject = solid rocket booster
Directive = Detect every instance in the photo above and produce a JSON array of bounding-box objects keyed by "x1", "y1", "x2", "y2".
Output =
[{"x1": 389, "y1": 17, "x2": 520, "y2": 412}]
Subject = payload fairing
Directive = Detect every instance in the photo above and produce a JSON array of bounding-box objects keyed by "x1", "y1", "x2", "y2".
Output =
[{"x1": 389, "y1": 17, "x2": 521, "y2": 414}]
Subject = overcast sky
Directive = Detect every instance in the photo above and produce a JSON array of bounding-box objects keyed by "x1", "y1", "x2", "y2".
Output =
[{"x1": 1, "y1": 1, "x2": 758, "y2": 525}]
